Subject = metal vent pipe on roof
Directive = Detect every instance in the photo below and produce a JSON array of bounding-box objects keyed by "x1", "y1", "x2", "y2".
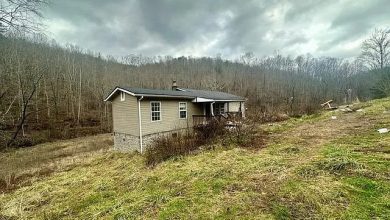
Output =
[{"x1": 172, "y1": 80, "x2": 177, "y2": 90}]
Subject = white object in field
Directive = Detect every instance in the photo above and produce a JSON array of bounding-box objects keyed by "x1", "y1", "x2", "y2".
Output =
[
  {"x1": 331, "y1": 116, "x2": 337, "y2": 120},
  {"x1": 356, "y1": 109, "x2": 363, "y2": 112},
  {"x1": 377, "y1": 128, "x2": 389, "y2": 133}
]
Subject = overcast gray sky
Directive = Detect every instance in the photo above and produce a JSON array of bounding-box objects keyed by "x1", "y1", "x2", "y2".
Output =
[{"x1": 43, "y1": 0, "x2": 389, "y2": 59}]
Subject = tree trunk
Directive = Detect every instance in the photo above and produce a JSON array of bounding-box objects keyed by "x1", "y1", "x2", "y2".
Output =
[{"x1": 77, "y1": 68, "x2": 82, "y2": 125}]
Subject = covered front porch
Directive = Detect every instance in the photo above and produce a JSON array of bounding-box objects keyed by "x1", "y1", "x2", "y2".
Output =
[{"x1": 192, "y1": 102, "x2": 244, "y2": 127}]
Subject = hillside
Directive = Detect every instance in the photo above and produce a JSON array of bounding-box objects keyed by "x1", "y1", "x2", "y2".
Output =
[
  {"x1": 1, "y1": 35, "x2": 379, "y2": 148},
  {"x1": 1, "y1": 98, "x2": 390, "y2": 219}
]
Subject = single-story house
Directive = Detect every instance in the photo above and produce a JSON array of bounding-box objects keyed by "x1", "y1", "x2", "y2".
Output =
[{"x1": 104, "y1": 82, "x2": 246, "y2": 152}]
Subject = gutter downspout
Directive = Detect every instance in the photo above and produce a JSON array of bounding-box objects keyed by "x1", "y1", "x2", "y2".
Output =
[
  {"x1": 138, "y1": 96, "x2": 144, "y2": 153},
  {"x1": 210, "y1": 102, "x2": 215, "y2": 116}
]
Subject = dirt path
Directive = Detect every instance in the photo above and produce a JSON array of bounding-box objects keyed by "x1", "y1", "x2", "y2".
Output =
[
  {"x1": 283, "y1": 111, "x2": 373, "y2": 143},
  {"x1": 287, "y1": 113, "x2": 370, "y2": 144},
  {"x1": 268, "y1": 111, "x2": 374, "y2": 173}
]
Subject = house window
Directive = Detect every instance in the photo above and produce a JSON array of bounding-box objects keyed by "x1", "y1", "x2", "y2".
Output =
[
  {"x1": 151, "y1": 101, "x2": 161, "y2": 121},
  {"x1": 179, "y1": 102, "x2": 187, "y2": 119},
  {"x1": 120, "y1": 92, "x2": 125, "y2": 101},
  {"x1": 215, "y1": 103, "x2": 225, "y2": 115}
]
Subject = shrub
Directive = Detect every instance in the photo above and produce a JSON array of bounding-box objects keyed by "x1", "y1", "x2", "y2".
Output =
[
  {"x1": 0, "y1": 120, "x2": 6, "y2": 130},
  {"x1": 145, "y1": 118, "x2": 265, "y2": 166},
  {"x1": 12, "y1": 136, "x2": 34, "y2": 148},
  {"x1": 145, "y1": 120, "x2": 226, "y2": 166},
  {"x1": 224, "y1": 119, "x2": 266, "y2": 148},
  {"x1": 4, "y1": 133, "x2": 49, "y2": 149},
  {"x1": 0, "y1": 131, "x2": 11, "y2": 150},
  {"x1": 145, "y1": 132, "x2": 196, "y2": 166},
  {"x1": 195, "y1": 118, "x2": 227, "y2": 140}
]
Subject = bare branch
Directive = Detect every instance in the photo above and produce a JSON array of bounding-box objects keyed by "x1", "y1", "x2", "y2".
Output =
[
  {"x1": 360, "y1": 28, "x2": 390, "y2": 69},
  {"x1": 0, "y1": 0, "x2": 47, "y2": 34}
]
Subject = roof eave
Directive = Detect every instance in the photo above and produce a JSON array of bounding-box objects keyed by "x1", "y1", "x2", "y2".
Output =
[
  {"x1": 104, "y1": 87, "x2": 136, "y2": 102},
  {"x1": 104, "y1": 87, "x2": 195, "y2": 101},
  {"x1": 192, "y1": 97, "x2": 246, "y2": 102},
  {"x1": 104, "y1": 87, "x2": 246, "y2": 102},
  {"x1": 214, "y1": 99, "x2": 246, "y2": 102}
]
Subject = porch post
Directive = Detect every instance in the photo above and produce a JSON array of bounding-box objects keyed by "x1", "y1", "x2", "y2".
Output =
[{"x1": 211, "y1": 102, "x2": 215, "y2": 116}]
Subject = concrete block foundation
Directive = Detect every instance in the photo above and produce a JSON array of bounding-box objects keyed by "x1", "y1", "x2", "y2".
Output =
[
  {"x1": 113, "y1": 129, "x2": 190, "y2": 153},
  {"x1": 113, "y1": 133, "x2": 140, "y2": 152}
]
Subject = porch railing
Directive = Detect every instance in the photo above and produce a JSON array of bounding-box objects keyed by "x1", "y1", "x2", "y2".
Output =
[{"x1": 192, "y1": 115, "x2": 221, "y2": 127}]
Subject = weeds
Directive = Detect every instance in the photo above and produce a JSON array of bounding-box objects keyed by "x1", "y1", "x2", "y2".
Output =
[
  {"x1": 0, "y1": 134, "x2": 112, "y2": 192},
  {"x1": 1, "y1": 124, "x2": 110, "y2": 150},
  {"x1": 144, "y1": 132, "x2": 201, "y2": 166},
  {"x1": 2, "y1": 98, "x2": 390, "y2": 219},
  {"x1": 145, "y1": 119, "x2": 265, "y2": 166},
  {"x1": 224, "y1": 119, "x2": 266, "y2": 148},
  {"x1": 317, "y1": 157, "x2": 364, "y2": 174},
  {"x1": 145, "y1": 120, "x2": 226, "y2": 166},
  {"x1": 297, "y1": 165, "x2": 320, "y2": 178}
]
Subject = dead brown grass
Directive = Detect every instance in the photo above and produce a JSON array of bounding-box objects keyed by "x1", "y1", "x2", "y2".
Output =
[
  {"x1": 0, "y1": 134, "x2": 112, "y2": 193},
  {"x1": 1, "y1": 99, "x2": 389, "y2": 219}
]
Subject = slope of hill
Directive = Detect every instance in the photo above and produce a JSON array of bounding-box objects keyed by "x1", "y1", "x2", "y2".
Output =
[
  {"x1": 1, "y1": 36, "x2": 378, "y2": 148},
  {"x1": 1, "y1": 98, "x2": 390, "y2": 219}
]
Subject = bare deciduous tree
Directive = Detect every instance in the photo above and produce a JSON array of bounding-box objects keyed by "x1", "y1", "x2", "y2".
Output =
[
  {"x1": 360, "y1": 28, "x2": 390, "y2": 69},
  {"x1": 0, "y1": 0, "x2": 47, "y2": 34},
  {"x1": 7, "y1": 64, "x2": 44, "y2": 147},
  {"x1": 0, "y1": 33, "x2": 376, "y2": 148}
]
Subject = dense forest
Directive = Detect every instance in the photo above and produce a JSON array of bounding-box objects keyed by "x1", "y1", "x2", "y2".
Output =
[{"x1": 0, "y1": 31, "x2": 389, "y2": 148}]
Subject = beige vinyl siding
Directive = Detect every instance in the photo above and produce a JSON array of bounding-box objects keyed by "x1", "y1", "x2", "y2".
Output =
[
  {"x1": 112, "y1": 93, "x2": 139, "y2": 136},
  {"x1": 140, "y1": 99, "x2": 203, "y2": 135},
  {"x1": 228, "y1": 101, "x2": 241, "y2": 112}
]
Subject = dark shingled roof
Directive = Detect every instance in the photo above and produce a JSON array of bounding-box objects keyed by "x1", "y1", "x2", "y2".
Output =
[
  {"x1": 122, "y1": 87, "x2": 194, "y2": 98},
  {"x1": 180, "y1": 88, "x2": 245, "y2": 101},
  {"x1": 115, "y1": 87, "x2": 245, "y2": 101}
]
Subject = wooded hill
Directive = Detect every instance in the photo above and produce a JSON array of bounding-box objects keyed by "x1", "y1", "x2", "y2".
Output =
[{"x1": 0, "y1": 34, "x2": 384, "y2": 148}]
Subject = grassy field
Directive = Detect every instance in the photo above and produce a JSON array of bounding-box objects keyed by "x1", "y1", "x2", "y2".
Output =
[
  {"x1": 1, "y1": 99, "x2": 390, "y2": 219},
  {"x1": 0, "y1": 134, "x2": 112, "y2": 193}
]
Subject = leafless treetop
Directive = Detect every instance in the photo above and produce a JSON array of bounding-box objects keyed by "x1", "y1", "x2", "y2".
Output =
[
  {"x1": 0, "y1": 0, "x2": 47, "y2": 34},
  {"x1": 360, "y1": 28, "x2": 390, "y2": 69}
]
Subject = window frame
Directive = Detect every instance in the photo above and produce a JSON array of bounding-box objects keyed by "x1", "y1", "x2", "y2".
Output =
[
  {"x1": 179, "y1": 102, "x2": 187, "y2": 119},
  {"x1": 150, "y1": 101, "x2": 161, "y2": 122},
  {"x1": 120, "y1": 91, "x2": 125, "y2": 101}
]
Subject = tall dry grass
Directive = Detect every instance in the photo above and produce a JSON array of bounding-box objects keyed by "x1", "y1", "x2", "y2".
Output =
[
  {"x1": 0, "y1": 134, "x2": 113, "y2": 193},
  {"x1": 145, "y1": 119, "x2": 265, "y2": 166}
]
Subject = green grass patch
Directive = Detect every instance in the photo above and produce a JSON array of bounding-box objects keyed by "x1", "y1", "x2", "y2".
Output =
[
  {"x1": 342, "y1": 177, "x2": 390, "y2": 219},
  {"x1": 360, "y1": 97, "x2": 390, "y2": 115},
  {"x1": 263, "y1": 112, "x2": 329, "y2": 133},
  {"x1": 316, "y1": 146, "x2": 365, "y2": 174}
]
